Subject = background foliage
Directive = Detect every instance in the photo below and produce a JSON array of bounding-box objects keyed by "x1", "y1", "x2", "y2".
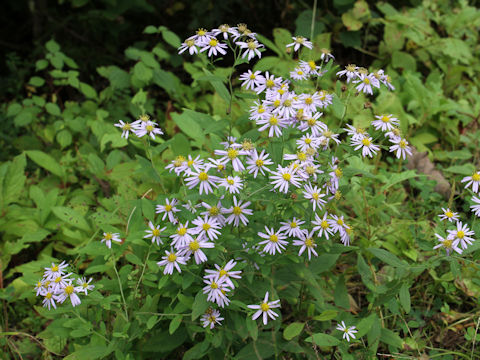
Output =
[{"x1": 1, "y1": 0, "x2": 480, "y2": 359}]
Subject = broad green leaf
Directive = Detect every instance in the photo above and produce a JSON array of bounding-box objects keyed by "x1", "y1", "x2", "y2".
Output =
[
  {"x1": 305, "y1": 333, "x2": 340, "y2": 346},
  {"x1": 334, "y1": 276, "x2": 350, "y2": 308},
  {"x1": 399, "y1": 283, "x2": 411, "y2": 313},
  {"x1": 26, "y1": 150, "x2": 65, "y2": 178},
  {"x1": 191, "y1": 291, "x2": 209, "y2": 320},
  {"x1": 283, "y1": 322, "x2": 305, "y2": 340},
  {"x1": 444, "y1": 164, "x2": 475, "y2": 176},
  {"x1": 312, "y1": 309, "x2": 338, "y2": 321},
  {"x1": 169, "y1": 315, "x2": 182, "y2": 334},
  {"x1": 380, "y1": 328, "x2": 403, "y2": 348},
  {"x1": 161, "y1": 29, "x2": 181, "y2": 48},
  {"x1": 171, "y1": 112, "x2": 204, "y2": 144},
  {"x1": 368, "y1": 248, "x2": 406, "y2": 268},
  {"x1": 3, "y1": 153, "x2": 26, "y2": 205},
  {"x1": 52, "y1": 206, "x2": 90, "y2": 232},
  {"x1": 29, "y1": 76, "x2": 45, "y2": 87}
]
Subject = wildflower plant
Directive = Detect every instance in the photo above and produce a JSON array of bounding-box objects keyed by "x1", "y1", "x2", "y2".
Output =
[{"x1": 25, "y1": 20, "x2": 479, "y2": 359}]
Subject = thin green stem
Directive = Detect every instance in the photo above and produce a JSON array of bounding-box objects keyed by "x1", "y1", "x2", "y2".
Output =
[
  {"x1": 310, "y1": 0, "x2": 318, "y2": 41},
  {"x1": 134, "y1": 243, "x2": 153, "y2": 296},
  {"x1": 110, "y1": 249, "x2": 129, "y2": 321}
]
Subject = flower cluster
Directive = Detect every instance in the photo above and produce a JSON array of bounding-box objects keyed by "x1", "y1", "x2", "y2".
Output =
[
  {"x1": 178, "y1": 24, "x2": 264, "y2": 60},
  {"x1": 115, "y1": 114, "x2": 164, "y2": 140},
  {"x1": 434, "y1": 171, "x2": 479, "y2": 255},
  {"x1": 337, "y1": 65, "x2": 395, "y2": 93},
  {"x1": 35, "y1": 261, "x2": 94, "y2": 310}
]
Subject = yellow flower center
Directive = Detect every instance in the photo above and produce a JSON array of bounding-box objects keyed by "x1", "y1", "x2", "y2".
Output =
[
  {"x1": 146, "y1": 125, "x2": 154, "y2": 132},
  {"x1": 305, "y1": 97, "x2": 313, "y2": 105},
  {"x1": 273, "y1": 99, "x2": 281, "y2": 107},
  {"x1": 46, "y1": 292, "x2": 52, "y2": 299},
  {"x1": 55, "y1": 277, "x2": 61, "y2": 283},
  {"x1": 186, "y1": 39, "x2": 195, "y2": 47},
  {"x1": 282, "y1": 173, "x2": 291, "y2": 181},
  {"x1": 139, "y1": 114, "x2": 150, "y2": 122},
  {"x1": 227, "y1": 178, "x2": 235, "y2": 185},
  {"x1": 266, "y1": 79, "x2": 275, "y2": 88},
  {"x1": 177, "y1": 227, "x2": 187, "y2": 236},
  {"x1": 210, "y1": 282, "x2": 218, "y2": 289},
  {"x1": 256, "y1": 159, "x2": 264, "y2": 167},
  {"x1": 247, "y1": 40, "x2": 257, "y2": 49},
  {"x1": 165, "y1": 204, "x2": 172, "y2": 212},
  {"x1": 197, "y1": 29, "x2": 207, "y2": 36},
  {"x1": 457, "y1": 231, "x2": 465, "y2": 239},
  {"x1": 152, "y1": 228, "x2": 161, "y2": 236},
  {"x1": 363, "y1": 78, "x2": 370, "y2": 84},
  {"x1": 297, "y1": 152, "x2": 307, "y2": 161},
  {"x1": 362, "y1": 138, "x2": 371, "y2": 146},
  {"x1": 445, "y1": 211, "x2": 453, "y2": 218},
  {"x1": 472, "y1": 173, "x2": 480, "y2": 181},
  {"x1": 104, "y1": 233, "x2": 112, "y2": 240},
  {"x1": 335, "y1": 168, "x2": 343, "y2": 178},
  {"x1": 51, "y1": 265, "x2": 59, "y2": 272},
  {"x1": 198, "y1": 172, "x2": 209, "y2": 181},
  {"x1": 321, "y1": 220, "x2": 329, "y2": 229},
  {"x1": 296, "y1": 70, "x2": 304, "y2": 75},
  {"x1": 306, "y1": 165, "x2": 316, "y2": 174},
  {"x1": 82, "y1": 282, "x2": 89, "y2": 288},
  {"x1": 295, "y1": 37, "x2": 305, "y2": 44},
  {"x1": 443, "y1": 239, "x2": 453, "y2": 249},
  {"x1": 227, "y1": 148, "x2": 238, "y2": 159},
  {"x1": 249, "y1": 73, "x2": 256, "y2": 79},
  {"x1": 307, "y1": 118, "x2": 316, "y2": 126},
  {"x1": 209, "y1": 206, "x2": 219, "y2": 216},
  {"x1": 305, "y1": 138, "x2": 312, "y2": 144},
  {"x1": 219, "y1": 269, "x2": 227, "y2": 277},
  {"x1": 323, "y1": 130, "x2": 332, "y2": 138},
  {"x1": 337, "y1": 219, "x2": 344, "y2": 226},
  {"x1": 269, "y1": 234, "x2": 278, "y2": 242},
  {"x1": 312, "y1": 192, "x2": 319, "y2": 200},
  {"x1": 399, "y1": 140, "x2": 407, "y2": 149},
  {"x1": 167, "y1": 253, "x2": 177, "y2": 262},
  {"x1": 305, "y1": 238, "x2": 314, "y2": 247},
  {"x1": 269, "y1": 116, "x2": 278, "y2": 125},
  {"x1": 308, "y1": 60, "x2": 316, "y2": 70},
  {"x1": 283, "y1": 99, "x2": 292, "y2": 107},
  {"x1": 122, "y1": 123, "x2": 132, "y2": 131},
  {"x1": 189, "y1": 240, "x2": 200, "y2": 251},
  {"x1": 261, "y1": 302, "x2": 270, "y2": 311},
  {"x1": 203, "y1": 223, "x2": 211, "y2": 231},
  {"x1": 209, "y1": 315, "x2": 216, "y2": 322},
  {"x1": 381, "y1": 115, "x2": 390, "y2": 123},
  {"x1": 233, "y1": 206, "x2": 242, "y2": 215},
  {"x1": 187, "y1": 160, "x2": 194, "y2": 166},
  {"x1": 346, "y1": 64, "x2": 356, "y2": 72},
  {"x1": 258, "y1": 107, "x2": 265, "y2": 113},
  {"x1": 209, "y1": 39, "x2": 218, "y2": 47},
  {"x1": 65, "y1": 285, "x2": 74, "y2": 295},
  {"x1": 290, "y1": 221, "x2": 297, "y2": 228}
]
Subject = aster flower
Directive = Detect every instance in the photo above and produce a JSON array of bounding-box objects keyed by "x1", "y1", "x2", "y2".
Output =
[
  {"x1": 204, "y1": 259, "x2": 242, "y2": 289},
  {"x1": 344, "y1": 124, "x2": 367, "y2": 141},
  {"x1": 293, "y1": 230, "x2": 318, "y2": 260},
  {"x1": 270, "y1": 165, "x2": 302, "y2": 193},
  {"x1": 299, "y1": 60, "x2": 322, "y2": 76},
  {"x1": 44, "y1": 261, "x2": 69, "y2": 281},
  {"x1": 157, "y1": 249, "x2": 187, "y2": 275},
  {"x1": 389, "y1": 137, "x2": 412, "y2": 160},
  {"x1": 254, "y1": 72, "x2": 282, "y2": 93},
  {"x1": 336, "y1": 321, "x2": 358, "y2": 342},
  {"x1": 184, "y1": 168, "x2": 220, "y2": 195},
  {"x1": 214, "y1": 147, "x2": 248, "y2": 172},
  {"x1": 201, "y1": 308, "x2": 224, "y2": 329},
  {"x1": 165, "y1": 155, "x2": 188, "y2": 175},
  {"x1": 319, "y1": 127, "x2": 341, "y2": 148},
  {"x1": 200, "y1": 37, "x2": 228, "y2": 57},
  {"x1": 286, "y1": 36, "x2": 313, "y2": 51},
  {"x1": 101, "y1": 232, "x2": 122, "y2": 249},
  {"x1": 298, "y1": 112, "x2": 327, "y2": 137},
  {"x1": 203, "y1": 276, "x2": 230, "y2": 308},
  {"x1": 180, "y1": 237, "x2": 215, "y2": 264},
  {"x1": 75, "y1": 277, "x2": 95, "y2": 295},
  {"x1": 447, "y1": 222, "x2": 475, "y2": 250},
  {"x1": 256, "y1": 113, "x2": 288, "y2": 138},
  {"x1": 219, "y1": 175, "x2": 243, "y2": 194},
  {"x1": 336, "y1": 64, "x2": 359, "y2": 83},
  {"x1": 438, "y1": 208, "x2": 460, "y2": 223},
  {"x1": 354, "y1": 73, "x2": 378, "y2": 95},
  {"x1": 461, "y1": 171, "x2": 480, "y2": 193},
  {"x1": 351, "y1": 136, "x2": 380, "y2": 158},
  {"x1": 320, "y1": 48, "x2": 334, "y2": 62},
  {"x1": 247, "y1": 291, "x2": 281, "y2": 325},
  {"x1": 212, "y1": 24, "x2": 235, "y2": 39},
  {"x1": 258, "y1": 226, "x2": 288, "y2": 255},
  {"x1": 236, "y1": 39, "x2": 264, "y2": 60},
  {"x1": 56, "y1": 281, "x2": 81, "y2": 307},
  {"x1": 156, "y1": 198, "x2": 180, "y2": 224},
  {"x1": 303, "y1": 183, "x2": 327, "y2": 211},
  {"x1": 114, "y1": 120, "x2": 133, "y2": 139},
  {"x1": 170, "y1": 221, "x2": 195, "y2": 249},
  {"x1": 279, "y1": 218, "x2": 305, "y2": 238},
  {"x1": 317, "y1": 90, "x2": 333, "y2": 108},
  {"x1": 42, "y1": 291, "x2": 58, "y2": 310},
  {"x1": 372, "y1": 114, "x2": 399, "y2": 132},
  {"x1": 434, "y1": 233, "x2": 462, "y2": 255},
  {"x1": 144, "y1": 221, "x2": 167, "y2": 246},
  {"x1": 471, "y1": 196, "x2": 480, "y2": 217},
  {"x1": 133, "y1": 120, "x2": 163, "y2": 140},
  {"x1": 223, "y1": 196, "x2": 253, "y2": 227},
  {"x1": 178, "y1": 37, "x2": 198, "y2": 55},
  {"x1": 246, "y1": 149, "x2": 273, "y2": 177},
  {"x1": 192, "y1": 215, "x2": 222, "y2": 241},
  {"x1": 201, "y1": 201, "x2": 227, "y2": 226},
  {"x1": 328, "y1": 214, "x2": 350, "y2": 234},
  {"x1": 290, "y1": 68, "x2": 309, "y2": 81},
  {"x1": 191, "y1": 28, "x2": 213, "y2": 45},
  {"x1": 239, "y1": 70, "x2": 265, "y2": 91},
  {"x1": 312, "y1": 212, "x2": 334, "y2": 240}
]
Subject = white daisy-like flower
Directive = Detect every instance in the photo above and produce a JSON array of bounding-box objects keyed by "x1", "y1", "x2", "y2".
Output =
[
  {"x1": 114, "y1": 120, "x2": 133, "y2": 139},
  {"x1": 202, "y1": 276, "x2": 230, "y2": 308},
  {"x1": 239, "y1": 70, "x2": 265, "y2": 91},
  {"x1": 294, "y1": 92, "x2": 322, "y2": 114},
  {"x1": 258, "y1": 226, "x2": 288, "y2": 255},
  {"x1": 133, "y1": 120, "x2": 164, "y2": 140},
  {"x1": 299, "y1": 60, "x2": 322, "y2": 76},
  {"x1": 290, "y1": 67, "x2": 309, "y2": 81},
  {"x1": 192, "y1": 215, "x2": 222, "y2": 241},
  {"x1": 246, "y1": 149, "x2": 273, "y2": 178},
  {"x1": 351, "y1": 136, "x2": 380, "y2": 158},
  {"x1": 178, "y1": 37, "x2": 198, "y2": 55},
  {"x1": 212, "y1": 24, "x2": 235, "y2": 39},
  {"x1": 256, "y1": 113, "x2": 288, "y2": 138},
  {"x1": 336, "y1": 321, "x2": 358, "y2": 342},
  {"x1": 74, "y1": 277, "x2": 95, "y2": 295},
  {"x1": 272, "y1": 92, "x2": 297, "y2": 118},
  {"x1": 286, "y1": 36, "x2": 313, "y2": 51},
  {"x1": 434, "y1": 233, "x2": 462, "y2": 255},
  {"x1": 204, "y1": 260, "x2": 242, "y2": 289},
  {"x1": 42, "y1": 290, "x2": 58, "y2": 310},
  {"x1": 438, "y1": 208, "x2": 460, "y2": 223},
  {"x1": 336, "y1": 64, "x2": 359, "y2": 83},
  {"x1": 298, "y1": 112, "x2": 326, "y2": 137},
  {"x1": 165, "y1": 155, "x2": 188, "y2": 175},
  {"x1": 182, "y1": 200, "x2": 201, "y2": 214},
  {"x1": 344, "y1": 124, "x2": 368, "y2": 141},
  {"x1": 279, "y1": 217, "x2": 305, "y2": 238},
  {"x1": 184, "y1": 155, "x2": 205, "y2": 172},
  {"x1": 296, "y1": 134, "x2": 320, "y2": 153},
  {"x1": 380, "y1": 73, "x2": 395, "y2": 90},
  {"x1": 184, "y1": 168, "x2": 220, "y2": 195},
  {"x1": 389, "y1": 137, "x2": 412, "y2": 160},
  {"x1": 328, "y1": 214, "x2": 350, "y2": 234},
  {"x1": 340, "y1": 227, "x2": 353, "y2": 246},
  {"x1": 312, "y1": 212, "x2": 334, "y2": 240},
  {"x1": 320, "y1": 48, "x2": 334, "y2": 62},
  {"x1": 284, "y1": 151, "x2": 312, "y2": 165},
  {"x1": 270, "y1": 165, "x2": 302, "y2": 193},
  {"x1": 200, "y1": 37, "x2": 228, "y2": 57},
  {"x1": 201, "y1": 200, "x2": 227, "y2": 226},
  {"x1": 206, "y1": 157, "x2": 228, "y2": 173},
  {"x1": 50, "y1": 273, "x2": 72, "y2": 293},
  {"x1": 44, "y1": 261, "x2": 69, "y2": 281},
  {"x1": 461, "y1": 171, "x2": 480, "y2": 193},
  {"x1": 157, "y1": 249, "x2": 187, "y2": 275},
  {"x1": 143, "y1": 221, "x2": 167, "y2": 246},
  {"x1": 236, "y1": 39, "x2": 264, "y2": 60},
  {"x1": 354, "y1": 73, "x2": 378, "y2": 95},
  {"x1": 223, "y1": 196, "x2": 253, "y2": 227},
  {"x1": 254, "y1": 72, "x2": 282, "y2": 94},
  {"x1": 372, "y1": 114, "x2": 399, "y2": 132},
  {"x1": 447, "y1": 221, "x2": 475, "y2": 250},
  {"x1": 191, "y1": 28, "x2": 213, "y2": 45},
  {"x1": 56, "y1": 281, "x2": 81, "y2": 307},
  {"x1": 170, "y1": 221, "x2": 195, "y2": 249},
  {"x1": 220, "y1": 175, "x2": 243, "y2": 194},
  {"x1": 101, "y1": 232, "x2": 122, "y2": 249},
  {"x1": 471, "y1": 196, "x2": 480, "y2": 217},
  {"x1": 201, "y1": 308, "x2": 224, "y2": 329},
  {"x1": 156, "y1": 198, "x2": 180, "y2": 224},
  {"x1": 247, "y1": 291, "x2": 281, "y2": 325},
  {"x1": 303, "y1": 183, "x2": 327, "y2": 212},
  {"x1": 214, "y1": 147, "x2": 248, "y2": 172},
  {"x1": 180, "y1": 236, "x2": 215, "y2": 264},
  {"x1": 293, "y1": 230, "x2": 318, "y2": 260},
  {"x1": 319, "y1": 127, "x2": 341, "y2": 148},
  {"x1": 317, "y1": 90, "x2": 333, "y2": 109}
]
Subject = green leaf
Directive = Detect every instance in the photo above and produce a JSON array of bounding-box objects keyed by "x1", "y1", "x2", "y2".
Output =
[
  {"x1": 46, "y1": 39, "x2": 60, "y2": 53},
  {"x1": 79, "y1": 82, "x2": 98, "y2": 99},
  {"x1": 334, "y1": 276, "x2": 350, "y2": 308},
  {"x1": 171, "y1": 112, "x2": 204, "y2": 144},
  {"x1": 3, "y1": 153, "x2": 26, "y2": 205},
  {"x1": 161, "y1": 29, "x2": 181, "y2": 48},
  {"x1": 191, "y1": 292, "x2": 209, "y2": 320},
  {"x1": 368, "y1": 248, "x2": 406, "y2": 268},
  {"x1": 52, "y1": 206, "x2": 90, "y2": 232},
  {"x1": 26, "y1": 150, "x2": 65, "y2": 178},
  {"x1": 305, "y1": 333, "x2": 340, "y2": 346},
  {"x1": 29, "y1": 76, "x2": 45, "y2": 87},
  {"x1": 199, "y1": 70, "x2": 231, "y2": 104},
  {"x1": 143, "y1": 25, "x2": 159, "y2": 34},
  {"x1": 146, "y1": 316, "x2": 157, "y2": 329},
  {"x1": 444, "y1": 164, "x2": 475, "y2": 176},
  {"x1": 312, "y1": 309, "x2": 338, "y2": 321},
  {"x1": 45, "y1": 103, "x2": 61, "y2": 116},
  {"x1": 331, "y1": 95, "x2": 345, "y2": 119},
  {"x1": 283, "y1": 322, "x2": 305, "y2": 340},
  {"x1": 272, "y1": 28, "x2": 292, "y2": 51},
  {"x1": 57, "y1": 130, "x2": 72, "y2": 148},
  {"x1": 133, "y1": 62, "x2": 153, "y2": 82},
  {"x1": 169, "y1": 315, "x2": 182, "y2": 334},
  {"x1": 101, "y1": 133, "x2": 128, "y2": 151},
  {"x1": 126, "y1": 253, "x2": 142, "y2": 266},
  {"x1": 380, "y1": 170, "x2": 417, "y2": 192},
  {"x1": 256, "y1": 34, "x2": 282, "y2": 57},
  {"x1": 392, "y1": 51, "x2": 417, "y2": 72},
  {"x1": 380, "y1": 328, "x2": 403, "y2": 348},
  {"x1": 131, "y1": 89, "x2": 147, "y2": 105},
  {"x1": 399, "y1": 283, "x2": 411, "y2": 313}
]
